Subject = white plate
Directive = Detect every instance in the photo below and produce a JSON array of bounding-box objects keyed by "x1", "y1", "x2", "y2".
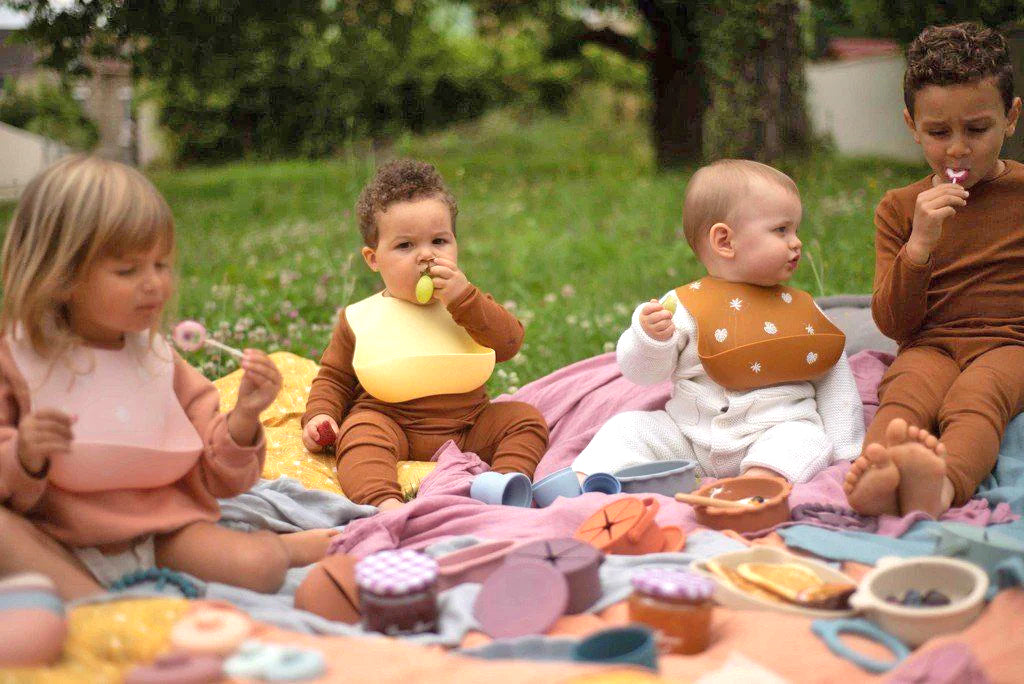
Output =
[{"x1": 689, "y1": 546, "x2": 857, "y2": 618}]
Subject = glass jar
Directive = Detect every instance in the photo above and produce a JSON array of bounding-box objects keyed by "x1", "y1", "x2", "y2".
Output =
[
  {"x1": 355, "y1": 550, "x2": 439, "y2": 636},
  {"x1": 627, "y1": 568, "x2": 714, "y2": 655}
]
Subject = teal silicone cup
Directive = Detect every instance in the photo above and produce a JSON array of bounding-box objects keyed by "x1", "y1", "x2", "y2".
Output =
[
  {"x1": 470, "y1": 472, "x2": 533, "y2": 507},
  {"x1": 571, "y1": 625, "x2": 658, "y2": 670},
  {"x1": 531, "y1": 467, "x2": 583, "y2": 507}
]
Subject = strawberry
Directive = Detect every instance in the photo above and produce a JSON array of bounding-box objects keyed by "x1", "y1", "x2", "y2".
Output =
[{"x1": 315, "y1": 421, "x2": 337, "y2": 448}]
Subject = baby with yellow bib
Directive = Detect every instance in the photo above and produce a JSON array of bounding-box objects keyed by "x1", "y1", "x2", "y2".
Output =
[{"x1": 302, "y1": 160, "x2": 548, "y2": 509}]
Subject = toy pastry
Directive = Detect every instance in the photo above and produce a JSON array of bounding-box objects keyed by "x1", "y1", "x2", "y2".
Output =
[{"x1": 170, "y1": 602, "x2": 254, "y2": 656}]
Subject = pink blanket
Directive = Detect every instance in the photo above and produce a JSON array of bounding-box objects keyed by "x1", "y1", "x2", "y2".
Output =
[{"x1": 330, "y1": 351, "x2": 1014, "y2": 557}]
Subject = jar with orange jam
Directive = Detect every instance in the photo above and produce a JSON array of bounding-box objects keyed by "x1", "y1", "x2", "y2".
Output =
[{"x1": 628, "y1": 568, "x2": 714, "y2": 655}]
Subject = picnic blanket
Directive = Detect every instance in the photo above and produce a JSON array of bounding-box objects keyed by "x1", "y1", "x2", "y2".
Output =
[{"x1": 13, "y1": 339, "x2": 1024, "y2": 682}]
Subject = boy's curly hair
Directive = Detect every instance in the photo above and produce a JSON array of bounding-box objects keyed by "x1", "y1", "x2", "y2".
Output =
[
  {"x1": 904, "y1": 22, "x2": 1015, "y2": 118},
  {"x1": 355, "y1": 159, "x2": 458, "y2": 247}
]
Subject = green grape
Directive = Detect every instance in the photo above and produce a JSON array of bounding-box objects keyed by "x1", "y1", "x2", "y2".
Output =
[
  {"x1": 660, "y1": 292, "x2": 678, "y2": 314},
  {"x1": 416, "y1": 273, "x2": 434, "y2": 304}
]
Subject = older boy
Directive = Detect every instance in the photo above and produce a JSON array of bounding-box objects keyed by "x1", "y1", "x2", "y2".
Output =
[
  {"x1": 302, "y1": 159, "x2": 547, "y2": 508},
  {"x1": 844, "y1": 23, "x2": 1024, "y2": 517}
]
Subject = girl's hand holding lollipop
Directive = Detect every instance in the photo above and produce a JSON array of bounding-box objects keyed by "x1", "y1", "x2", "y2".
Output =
[{"x1": 173, "y1": 320, "x2": 281, "y2": 446}]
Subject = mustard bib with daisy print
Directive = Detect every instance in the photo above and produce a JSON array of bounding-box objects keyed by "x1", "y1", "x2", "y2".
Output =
[{"x1": 674, "y1": 277, "x2": 845, "y2": 391}]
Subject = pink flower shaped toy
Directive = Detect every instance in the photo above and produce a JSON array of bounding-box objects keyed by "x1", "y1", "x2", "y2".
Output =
[{"x1": 172, "y1": 320, "x2": 243, "y2": 358}]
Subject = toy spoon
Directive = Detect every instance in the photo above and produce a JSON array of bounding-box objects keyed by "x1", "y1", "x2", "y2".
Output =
[{"x1": 172, "y1": 320, "x2": 243, "y2": 358}]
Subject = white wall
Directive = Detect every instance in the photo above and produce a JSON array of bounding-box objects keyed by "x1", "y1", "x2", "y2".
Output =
[
  {"x1": 0, "y1": 122, "x2": 71, "y2": 201},
  {"x1": 805, "y1": 55, "x2": 921, "y2": 162}
]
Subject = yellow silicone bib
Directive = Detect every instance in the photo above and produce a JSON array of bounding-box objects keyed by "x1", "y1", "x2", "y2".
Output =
[{"x1": 345, "y1": 293, "x2": 496, "y2": 402}]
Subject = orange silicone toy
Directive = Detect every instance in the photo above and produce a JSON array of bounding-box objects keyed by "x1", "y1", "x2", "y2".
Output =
[{"x1": 574, "y1": 497, "x2": 685, "y2": 555}]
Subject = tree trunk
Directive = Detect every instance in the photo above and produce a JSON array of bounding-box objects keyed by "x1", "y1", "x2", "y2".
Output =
[{"x1": 639, "y1": 1, "x2": 706, "y2": 169}]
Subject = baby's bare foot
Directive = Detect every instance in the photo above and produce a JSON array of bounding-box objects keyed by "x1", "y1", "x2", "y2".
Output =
[
  {"x1": 281, "y1": 529, "x2": 339, "y2": 567},
  {"x1": 844, "y1": 442, "x2": 900, "y2": 516},
  {"x1": 890, "y1": 420, "x2": 947, "y2": 518}
]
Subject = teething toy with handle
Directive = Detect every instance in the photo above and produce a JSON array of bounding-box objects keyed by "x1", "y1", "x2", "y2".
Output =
[{"x1": 172, "y1": 320, "x2": 243, "y2": 358}]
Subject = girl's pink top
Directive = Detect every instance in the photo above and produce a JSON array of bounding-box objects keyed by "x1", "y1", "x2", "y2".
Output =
[{"x1": 0, "y1": 331, "x2": 264, "y2": 547}]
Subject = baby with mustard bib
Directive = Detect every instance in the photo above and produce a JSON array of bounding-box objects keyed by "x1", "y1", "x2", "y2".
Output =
[
  {"x1": 572, "y1": 160, "x2": 864, "y2": 484},
  {"x1": 302, "y1": 160, "x2": 548, "y2": 509}
]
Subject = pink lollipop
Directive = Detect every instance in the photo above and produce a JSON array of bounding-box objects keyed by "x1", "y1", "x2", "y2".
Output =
[
  {"x1": 945, "y1": 168, "x2": 968, "y2": 184},
  {"x1": 172, "y1": 320, "x2": 243, "y2": 358}
]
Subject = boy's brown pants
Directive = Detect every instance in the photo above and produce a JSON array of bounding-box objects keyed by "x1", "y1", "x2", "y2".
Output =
[
  {"x1": 865, "y1": 342, "x2": 1024, "y2": 506},
  {"x1": 335, "y1": 401, "x2": 548, "y2": 506}
]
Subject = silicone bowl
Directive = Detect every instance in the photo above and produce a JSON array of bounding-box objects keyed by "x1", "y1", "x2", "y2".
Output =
[
  {"x1": 849, "y1": 556, "x2": 989, "y2": 647},
  {"x1": 614, "y1": 460, "x2": 698, "y2": 496},
  {"x1": 690, "y1": 476, "x2": 791, "y2": 533}
]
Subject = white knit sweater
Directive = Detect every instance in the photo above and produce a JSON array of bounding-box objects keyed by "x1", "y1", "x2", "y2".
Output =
[{"x1": 573, "y1": 293, "x2": 865, "y2": 482}]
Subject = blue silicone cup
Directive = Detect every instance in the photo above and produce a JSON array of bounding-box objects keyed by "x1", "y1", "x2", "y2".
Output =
[
  {"x1": 531, "y1": 467, "x2": 583, "y2": 507},
  {"x1": 582, "y1": 472, "x2": 622, "y2": 495},
  {"x1": 571, "y1": 625, "x2": 658, "y2": 671},
  {"x1": 471, "y1": 472, "x2": 533, "y2": 507}
]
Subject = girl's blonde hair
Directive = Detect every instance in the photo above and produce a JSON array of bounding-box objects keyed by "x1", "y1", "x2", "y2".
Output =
[{"x1": 1, "y1": 155, "x2": 175, "y2": 358}]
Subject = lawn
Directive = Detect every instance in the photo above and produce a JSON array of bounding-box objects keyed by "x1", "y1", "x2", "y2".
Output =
[{"x1": 0, "y1": 102, "x2": 926, "y2": 394}]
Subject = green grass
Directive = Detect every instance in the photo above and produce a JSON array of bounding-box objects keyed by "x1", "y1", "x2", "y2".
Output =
[{"x1": 0, "y1": 102, "x2": 926, "y2": 393}]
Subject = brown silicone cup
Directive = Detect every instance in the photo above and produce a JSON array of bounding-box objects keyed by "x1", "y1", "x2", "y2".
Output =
[
  {"x1": 294, "y1": 553, "x2": 361, "y2": 624},
  {"x1": 691, "y1": 476, "x2": 792, "y2": 533}
]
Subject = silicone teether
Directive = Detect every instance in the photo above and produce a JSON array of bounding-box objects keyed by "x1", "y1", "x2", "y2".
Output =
[
  {"x1": 660, "y1": 293, "x2": 678, "y2": 314},
  {"x1": 945, "y1": 168, "x2": 968, "y2": 184},
  {"x1": 172, "y1": 320, "x2": 243, "y2": 358}
]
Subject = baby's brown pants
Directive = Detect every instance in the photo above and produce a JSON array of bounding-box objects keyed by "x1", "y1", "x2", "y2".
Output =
[
  {"x1": 865, "y1": 343, "x2": 1024, "y2": 506},
  {"x1": 335, "y1": 401, "x2": 548, "y2": 506}
]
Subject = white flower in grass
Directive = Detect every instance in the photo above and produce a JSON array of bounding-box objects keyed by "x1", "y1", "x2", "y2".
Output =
[
  {"x1": 729, "y1": 298, "x2": 743, "y2": 311},
  {"x1": 763, "y1": 321, "x2": 778, "y2": 335},
  {"x1": 750, "y1": 362, "x2": 762, "y2": 373},
  {"x1": 781, "y1": 292, "x2": 793, "y2": 303},
  {"x1": 806, "y1": 352, "x2": 819, "y2": 364},
  {"x1": 689, "y1": 281, "x2": 702, "y2": 290},
  {"x1": 806, "y1": 324, "x2": 815, "y2": 334},
  {"x1": 714, "y1": 328, "x2": 728, "y2": 343}
]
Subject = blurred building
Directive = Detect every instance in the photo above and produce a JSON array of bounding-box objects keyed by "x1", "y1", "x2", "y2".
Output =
[
  {"x1": 0, "y1": 19, "x2": 163, "y2": 199},
  {"x1": 805, "y1": 38, "x2": 920, "y2": 162}
]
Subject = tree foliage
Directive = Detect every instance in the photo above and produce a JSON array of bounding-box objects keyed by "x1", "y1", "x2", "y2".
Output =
[{"x1": 4, "y1": 0, "x2": 579, "y2": 162}]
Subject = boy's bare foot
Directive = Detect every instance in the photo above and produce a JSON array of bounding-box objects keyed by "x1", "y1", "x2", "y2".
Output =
[
  {"x1": 892, "y1": 421, "x2": 948, "y2": 518},
  {"x1": 280, "y1": 529, "x2": 339, "y2": 567},
  {"x1": 844, "y1": 441, "x2": 900, "y2": 516}
]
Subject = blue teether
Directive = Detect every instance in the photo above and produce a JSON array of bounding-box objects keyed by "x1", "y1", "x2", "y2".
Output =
[
  {"x1": 224, "y1": 640, "x2": 326, "y2": 681},
  {"x1": 263, "y1": 647, "x2": 326, "y2": 681},
  {"x1": 811, "y1": 618, "x2": 910, "y2": 673},
  {"x1": 109, "y1": 567, "x2": 200, "y2": 598}
]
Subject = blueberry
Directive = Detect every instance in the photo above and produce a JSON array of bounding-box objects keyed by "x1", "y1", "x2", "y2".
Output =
[
  {"x1": 751, "y1": 496, "x2": 765, "y2": 504},
  {"x1": 902, "y1": 589, "x2": 923, "y2": 606},
  {"x1": 922, "y1": 590, "x2": 950, "y2": 606}
]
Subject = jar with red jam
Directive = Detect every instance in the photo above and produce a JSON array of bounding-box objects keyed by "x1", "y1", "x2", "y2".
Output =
[
  {"x1": 355, "y1": 550, "x2": 439, "y2": 636},
  {"x1": 628, "y1": 568, "x2": 714, "y2": 655}
]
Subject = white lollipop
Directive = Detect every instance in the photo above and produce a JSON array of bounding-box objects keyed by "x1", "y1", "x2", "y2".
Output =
[
  {"x1": 945, "y1": 168, "x2": 968, "y2": 185},
  {"x1": 173, "y1": 320, "x2": 243, "y2": 358}
]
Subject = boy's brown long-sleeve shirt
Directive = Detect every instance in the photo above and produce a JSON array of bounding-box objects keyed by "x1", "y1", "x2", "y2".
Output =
[
  {"x1": 872, "y1": 160, "x2": 1024, "y2": 360},
  {"x1": 302, "y1": 285, "x2": 524, "y2": 432}
]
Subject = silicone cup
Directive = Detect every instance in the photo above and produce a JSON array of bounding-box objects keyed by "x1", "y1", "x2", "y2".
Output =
[
  {"x1": 582, "y1": 472, "x2": 622, "y2": 495},
  {"x1": 470, "y1": 471, "x2": 533, "y2": 507},
  {"x1": 571, "y1": 625, "x2": 659, "y2": 670},
  {"x1": 532, "y1": 467, "x2": 583, "y2": 507}
]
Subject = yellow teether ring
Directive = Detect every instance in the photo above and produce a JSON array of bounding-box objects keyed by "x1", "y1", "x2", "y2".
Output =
[{"x1": 660, "y1": 293, "x2": 678, "y2": 315}]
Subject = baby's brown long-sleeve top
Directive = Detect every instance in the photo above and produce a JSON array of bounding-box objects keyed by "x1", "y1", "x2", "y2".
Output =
[
  {"x1": 302, "y1": 284, "x2": 524, "y2": 433},
  {"x1": 872, "y1": 160, "x2": 1024, "y2": 358}
]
